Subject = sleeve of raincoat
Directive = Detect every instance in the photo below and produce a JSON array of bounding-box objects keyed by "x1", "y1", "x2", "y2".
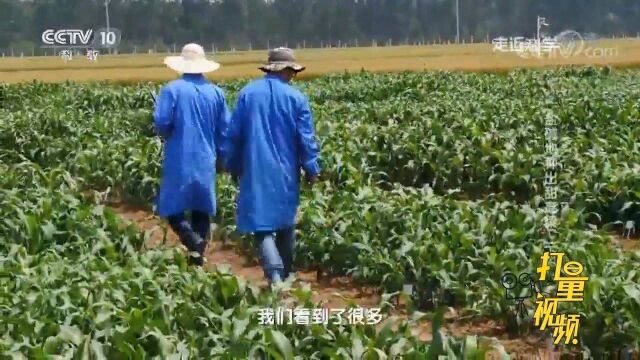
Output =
[
  {"x1": 215, "y1": 89, "x2": 231, "y2": 162},
  {"x1": 222, "y1": 93, "x2": 245, "y2": 176},
  {"x1": 296, "y1": 96, "x2": 321, "y2": 177},
  {"x1": 153, "y1": 86, "x2": 176, "y2": 138}
]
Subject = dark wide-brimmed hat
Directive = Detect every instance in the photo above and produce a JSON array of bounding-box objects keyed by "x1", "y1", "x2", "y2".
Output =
[{"x1": 259, "y1": 47, "x2": 305, "y2": 73}]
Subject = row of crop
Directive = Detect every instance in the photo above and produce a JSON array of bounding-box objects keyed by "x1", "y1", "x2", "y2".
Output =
[
  {"x1": 3, "y1": 85, "x2": 640, "y2": 219},
  {"x1": 1, "y1": 92, "x2": 511, "y2": 358},
  {"x1": 2, "y1": 75, "x2": 639, "y2": 290},
  {"x1": 2, "y1": 152, "x2": 639, "y2": 354},
  {"x1": 4, "y1": 70, "x2": 640, "y2": 225},
  {"x1": 295, "y1": 180, "x2": 640, "y2": 349},
  {"x1": 0, "y1": 67, "x2": 616, "y2": 112},
  {"x1": 0, "y1": 160, "x2": 145, "y2": 257},
  {"x1": 1, "y1": 242, "x2": 449, "y2": 358},
  {"x1": 310, "y1": 69, "x2": 640, "y2": 227},
  {"x1": 2, "y1": 100, "x2": 640, "y2": 352},
  {"x1": 315, "y1": 98, "x2": 640, "y2": 228},
  {"x1": 1, "y1": 158, "x2": 512, "y2": 358},
  {"x1": 4, "y1": 71, "x2": 640, "y2": 235},
  {"x1": 3, "y1": 71, "x2": 640, "y2": 353}
]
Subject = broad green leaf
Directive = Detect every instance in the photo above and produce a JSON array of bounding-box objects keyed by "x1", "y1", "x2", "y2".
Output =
[{"x1": 270, "y1": 330, "x2": 294, "y2": 360}]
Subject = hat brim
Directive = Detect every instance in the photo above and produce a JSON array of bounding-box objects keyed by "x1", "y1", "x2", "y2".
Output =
[
  {"x1": 164, "y1": 56, "x2": 221, "y2": 74},
  {"x1": 259, "y1": 62, "x2": 305, "y2": 73}
]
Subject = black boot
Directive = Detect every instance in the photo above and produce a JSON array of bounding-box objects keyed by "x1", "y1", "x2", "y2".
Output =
[
  {"x1": 187, "y1": 234, "x2": 206, "y2": 266},
  {"x1": 176, "y1": 228, "x2": 205, "y2": 266},
  {"x1": 191, "y1": 236, "x2": 208, "y2": 266}
]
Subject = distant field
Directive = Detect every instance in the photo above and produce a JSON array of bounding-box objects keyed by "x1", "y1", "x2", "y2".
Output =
[{"x1": 1, "y1": 39, "x2": 640, "y2": 83}]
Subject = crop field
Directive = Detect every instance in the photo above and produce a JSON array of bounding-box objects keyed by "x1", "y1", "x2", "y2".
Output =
[
  {"x1": 1, "y1": 67, "x2": 640, "y2": 358},
  {"x1": 1, "y1": 39, "x2": 640, "y2": 83}
]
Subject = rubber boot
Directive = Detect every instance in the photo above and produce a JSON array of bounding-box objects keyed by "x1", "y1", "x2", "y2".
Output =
[{"x1": 177, "y1": 228, "x2": 205, "y2": 266}]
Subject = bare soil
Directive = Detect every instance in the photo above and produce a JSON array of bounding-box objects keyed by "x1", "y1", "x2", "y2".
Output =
[{"x1": 611, "y1": 232, "x2": 640, "y2": 252}]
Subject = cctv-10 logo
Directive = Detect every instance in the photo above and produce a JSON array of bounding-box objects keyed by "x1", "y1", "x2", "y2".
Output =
[{"x1": 41, "y1": 28, "x2": 121, "y2": 48}]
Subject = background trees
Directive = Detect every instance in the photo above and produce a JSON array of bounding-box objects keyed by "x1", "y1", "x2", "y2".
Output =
[{"x1": 2, "y1": 0, "x2": 639, "y2": 54}]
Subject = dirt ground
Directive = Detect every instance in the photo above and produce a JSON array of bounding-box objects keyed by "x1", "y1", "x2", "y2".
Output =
[
  {"x1": 611, "y1": 233, "x2": 640, "y2": 252},
  {"x1": 110, "y1": 202, "x2": 594, "y2": 358}
]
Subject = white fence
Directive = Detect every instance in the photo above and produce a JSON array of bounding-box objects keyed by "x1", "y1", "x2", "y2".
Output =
[
  {"x1": 2, "y1": 33, "x2": 639, "y2": 58},
  {"x1": 1, "y1": 35, "x2": 498, "y2": 58}
]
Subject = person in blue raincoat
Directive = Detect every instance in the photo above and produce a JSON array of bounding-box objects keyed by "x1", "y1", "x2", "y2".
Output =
[
  {"x1": 153, "y1": 43, "x2": 230, "y2": 266},
  {"x1": 223, "y1": 47, "x2": 321, "y2": 284}
]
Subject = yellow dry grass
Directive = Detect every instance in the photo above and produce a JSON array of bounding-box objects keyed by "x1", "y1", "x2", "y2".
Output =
[{"x1": 1, "y1": 39, "x2": 640, "y2": 83}]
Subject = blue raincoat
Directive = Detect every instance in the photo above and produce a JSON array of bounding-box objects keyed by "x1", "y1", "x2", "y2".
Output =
[
  {"x1": 224, "y1": 74, "x2": 321, "y2": 233},
  {"x1": 153, "y1": 73, "x2": 230, "y2": 218}
]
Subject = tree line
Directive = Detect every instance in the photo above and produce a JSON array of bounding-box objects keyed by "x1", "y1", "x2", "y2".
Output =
[{"x1": 2, "y1": 0, "x2": 640, "y2": 54}]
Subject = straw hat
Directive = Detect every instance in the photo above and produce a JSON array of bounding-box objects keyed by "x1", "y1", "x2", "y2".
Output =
[
  {"x1": 259, "y1": 47, "x2": 305, "y2": 73},
  {"x1": 164, "y1": 43, "x2": 220, "y2": 74}
]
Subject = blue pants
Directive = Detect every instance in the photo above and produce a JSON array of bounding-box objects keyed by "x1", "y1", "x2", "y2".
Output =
[
  {"x1": 255, "y1": 228, "x2": 295, "y2": 283},
  {"x1": 167, "y1": 211, "x2": 210, "y2": 266}
]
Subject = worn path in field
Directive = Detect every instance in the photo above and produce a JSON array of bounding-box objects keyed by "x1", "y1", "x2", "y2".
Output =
[
  {"x1": 611, "y1": 232, "x2": 640, "y2": 252},
  {"x1": 110, "y1": 201, "x2": 560, "y2": 358}
]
